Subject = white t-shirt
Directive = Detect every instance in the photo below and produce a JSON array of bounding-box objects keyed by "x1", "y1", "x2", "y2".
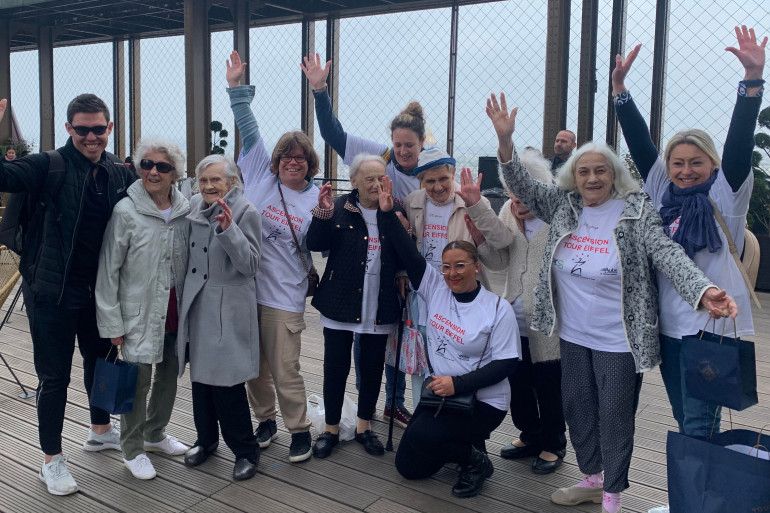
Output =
[
  {"x1": 238, "y1": 140, "x2": 320, "y2": 313},
  {"x1": 319, "y1": 204, "x2": 396, "y2": 335},
  {"x1": 643, "y1": 160, "x2": 754, "y2": 338},
  {"x1": 414, "y1": 201, "x2": 453, "y2": 326},
  {"x1": 552, "y1": 199, "x2": 627, "y2": 352},
  {"x1": 523, "y1": 217, "x2": 546, "y2": 241},
  {"x1": 417, "y1": 264, "x2": 520, "y2": 411},
  {"x1": 344, "y1": 134, "x2": 420, "y2": 205}
]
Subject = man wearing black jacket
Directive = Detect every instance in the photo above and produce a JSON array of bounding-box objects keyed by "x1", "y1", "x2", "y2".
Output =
[{"x1": 0, "y1": 94, "x2": 135, "y2": 496}]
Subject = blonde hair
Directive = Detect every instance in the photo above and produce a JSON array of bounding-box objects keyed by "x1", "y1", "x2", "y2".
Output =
[
  {"x1": 663, "y1": 129, "x2": 721, "y2": 175},
  {"x1": 556, "y1": 142, "x2": 640, "y2": 198}
]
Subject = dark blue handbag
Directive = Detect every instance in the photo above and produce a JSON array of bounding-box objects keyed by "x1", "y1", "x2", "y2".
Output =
[
  {"x1": 667, "y1": 429, "x2": 770, "y2": 513},
  {"x1": 90, "y1": 346, "x2": 138, "y2": 415},
  {"x1": 681, "y1": 319, "x2": 757, "y2": 411}
]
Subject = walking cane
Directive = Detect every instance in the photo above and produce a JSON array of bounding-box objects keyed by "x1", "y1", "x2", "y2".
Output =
[
  {"x1": 0, "y1": 286, "x2": 36, "y2": 398},
  {"x1": 386, "y1": 293, "x2": 408, "y2": 452}
]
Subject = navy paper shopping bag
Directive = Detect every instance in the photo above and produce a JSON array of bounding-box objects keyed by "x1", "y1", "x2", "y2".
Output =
[{"x1": 90, "y1": 348, "x2": 138, "y2": 414}]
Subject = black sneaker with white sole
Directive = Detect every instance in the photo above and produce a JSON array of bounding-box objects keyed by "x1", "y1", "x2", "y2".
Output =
[
  {"x1": 289, "y1": 432, "x2": 312, "y2": 463},
  {"x1": 255, "y1": 419, "x2": 278, "y2": 449}
]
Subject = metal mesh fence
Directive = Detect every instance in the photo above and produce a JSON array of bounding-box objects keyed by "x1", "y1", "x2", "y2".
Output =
[
  {"x1": 9, "y1": 48, "x2": 39, "y2": 154},
  {"x1": 53, "y1": 42, "x2": 114, "y2": 148}
]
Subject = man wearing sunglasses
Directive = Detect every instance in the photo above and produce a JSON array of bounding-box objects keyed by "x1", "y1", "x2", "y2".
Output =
[{"x1": 0, "y1": 94, "x2": 136, "y2": 496}]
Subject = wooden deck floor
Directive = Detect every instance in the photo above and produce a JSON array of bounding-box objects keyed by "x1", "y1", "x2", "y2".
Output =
[{"x1": 0, "y1": 284, "x2": 768, "y2": 513}]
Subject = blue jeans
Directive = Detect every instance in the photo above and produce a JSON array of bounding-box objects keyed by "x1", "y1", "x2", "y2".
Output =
[
  {"x1": 354, "y1": 333, "x2": 405, "y2": 408},
  {"x1": 659, "y1": 334, "x2": 722, "y2": 436}
]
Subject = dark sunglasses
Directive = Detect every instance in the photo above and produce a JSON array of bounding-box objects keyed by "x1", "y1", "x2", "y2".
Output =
[
  {"x1": 139, "y1": 159, "x2": 175, "y2": 174},
  {"x1": 69, "y1": 124, "x2": 109, "y2": 136}
]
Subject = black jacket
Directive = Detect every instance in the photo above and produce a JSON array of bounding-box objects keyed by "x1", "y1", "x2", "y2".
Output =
[
  {"x1": 307, "y1": 190, "x2": 404, "y2": 326},
  {"x1": 0, "y1": 139, "x2": 136, "y2": 304}
]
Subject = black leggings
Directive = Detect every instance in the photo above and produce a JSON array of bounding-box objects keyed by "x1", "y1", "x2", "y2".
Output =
[
  {"x1": 395, "y1": 401, "x2": 507, "y2": 479},
  {"x1": 322, "y1": 328, "x2": 387, "y2": 425}
]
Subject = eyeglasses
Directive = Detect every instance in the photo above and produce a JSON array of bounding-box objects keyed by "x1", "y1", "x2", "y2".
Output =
[
  {"x1": 139, "y1": 159, "x2": 175, "y2": 174},
  {"x1": 440, "y1": 262, "x2": 471, "y2": 275},
  {"x1": 280, "y1": 155, "x2": 307, "y2": 163},
  {"x1": 69, "y1": 124, "x2": 109, "y2": 136}
]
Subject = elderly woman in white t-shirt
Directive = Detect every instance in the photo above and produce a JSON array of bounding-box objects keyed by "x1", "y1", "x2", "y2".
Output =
[
  {"x1": 226, "y1": 51, "x2": 318, "y2": 463},
  {"x1": 612, "y1": 26, "x2": 766, "y2": 438},
  {"x1": 403, "y1": 147, "x2": 498, "y2": 404},
  {"x1": 377, "y1": 176, "x2": 520, "y2": 499},
  {"x1": 487, "y1": 93, "x2": 739, "y2": 513}
]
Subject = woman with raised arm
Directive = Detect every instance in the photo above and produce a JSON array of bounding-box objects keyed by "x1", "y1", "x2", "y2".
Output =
[
  {"x1": 488, "y1": 93, "x2": 739, "y2": 513},
  {"x1": 301, "y1": 53, "x2": 423, "y2": 425},
  {"x1": 225, "y1": 50, "x2": 318, "y2": 463},
  {"x1": 612, "y1": 25, "x2": 766, "y2": 437},
  {"x1": 376, "y1": 175, "x2": 520, "y2": 499}
]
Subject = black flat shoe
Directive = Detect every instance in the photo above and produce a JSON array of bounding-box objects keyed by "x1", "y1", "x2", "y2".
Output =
[
  {"x1": 312, "y1": 431, "x2": 339, "y2": 459},
  {"x1": 452, "y1": 447, "x2": 494, "y2": 498},
  {"x1": 233, "y1": 457, "x2": 258, "y2": 481},
  {"x1": 531, "y1": 449, "x2": 566, "y2": 475},
  {"x1": 184, "y1": 441, "x2": 219, "y2": 467},
  {"x1": 500, "y1": 442, "x2": 540, "y2": 460},
  {"x1": 354, "y1": 430, "x2": 384, "y2": 456}
]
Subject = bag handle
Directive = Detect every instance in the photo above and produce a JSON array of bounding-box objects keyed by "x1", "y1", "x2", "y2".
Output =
[
  {"x1": 698, "y1": 317, "x2": 737, "y2": 344},
  {"x1": 752, "y1": 424, "x2": 770, "y2": 458},
  {"x1": 104, "y1": 344, "x2": 120, "y2": 362},
  {"x1": 278, "y1": 183, "x2": 313, "y2": 275},
  {"x1": 708, "y1": 198, "x2": 761, "y2": 309}
]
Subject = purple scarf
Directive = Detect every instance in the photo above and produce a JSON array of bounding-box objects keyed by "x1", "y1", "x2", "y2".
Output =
[{"x1": 659, "y1": 170, "x2": 722, "y2": 258}]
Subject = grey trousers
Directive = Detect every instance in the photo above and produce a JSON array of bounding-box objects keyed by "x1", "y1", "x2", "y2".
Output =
[{"x1": 560, "y1": 339, "x2": 643, "y2": 493}]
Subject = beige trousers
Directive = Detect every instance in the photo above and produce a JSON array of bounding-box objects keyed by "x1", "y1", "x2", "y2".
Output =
[{"x1": 246, "y1": 304, "x2": 311, "y2": 433}]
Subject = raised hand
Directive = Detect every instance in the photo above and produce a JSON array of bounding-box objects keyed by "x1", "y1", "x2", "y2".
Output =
[
  {"x1": 0, "y1": 99, "x2": 6, "y2": 124},
  {"x1": 464, "y1": 214, "x2": 486, "y2": 246},
  {"x1": 486, "y1": 93, "x2": 518, "y2": 162},
  {"x1": 457, "y1": 167, "x2": 482, "y2": 207},
  {"x1": 215, "y1": 198, "x2": 233, "y2": 231},
  {"x1": 377, "y1": 175, "x2": 394, "y2": 212},
  {"x1": 725, "y1": 25, "x2": 767, "y2": 80},
  {"x1": 226, "y1": 50, "x2": 247, "y2": 88},
  {"x1": 700, "y1": 287, "x2": 739, "y2": 319},
  {"x1": 611, "y1": 44, "x2": 641, "y2": 94},
  {"x1": 300, "y1": 53, "x2": 331, "y2": 90},
  {"x1": 318, "y1": 182, "x2": 334, "y2": 210}
]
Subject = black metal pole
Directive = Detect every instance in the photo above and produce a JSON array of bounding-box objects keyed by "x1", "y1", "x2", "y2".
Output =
[
  {"x1": 386, "y1": 295, "x2": 407, "y2": 452},
  {"x1": 0, "y1": 286, "x2": 35, "y2": 398}
]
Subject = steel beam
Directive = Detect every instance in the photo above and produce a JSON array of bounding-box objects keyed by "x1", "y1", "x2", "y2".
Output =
[
  {"x1": 649, "y1": 0, "x2": 669, "y2": 149},
  {"x1": 128, "y1": 36, "x2": 141, "y2": 154},
  {"x1": 301, "y1": 17, "x2": 315, "y2": 140},
  {"x1": 324, "y1": 15, "x2": 339, "y2": 182},
  {"x1": 604, "y1": 0, "x2": 627, "y2": 149},
  {"x1": 542, "y1": 0, "x2": 571, "y2": 157},
  {"x1": 576, "y1": 0, "x2": 598, "y2": 146},
  {"x1": 112, "y1": 39, "x2": 126, "y2": 159},
  {"x1": 232, "y1": 0, "x2": 250, "y2": 157},
  {"x1": 184, "y1": 0, "x2": 211, "y2": 176},
  {"x1": 38, "y1": 26, "x2": 54, "y2": 151},
  {"x1": 0, "y1": 20, "x2": 11, "y2": 145},
  {"x1": 446, "y1": 2, "x2": 459, "y2": 156}
]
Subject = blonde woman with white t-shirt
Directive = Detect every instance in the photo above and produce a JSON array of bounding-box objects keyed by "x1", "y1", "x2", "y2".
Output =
[
  {"x1": 488, "y1": 92, "x2": 740, "y2": 513},
  {"x1": 226, "y1": 51, "x2": 318, "y2": 463}
]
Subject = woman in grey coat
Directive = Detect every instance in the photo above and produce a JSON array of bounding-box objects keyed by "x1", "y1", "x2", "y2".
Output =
[
  {"x1": 177, "y1": 154, "x2": 262, "y2": 481},
  {"x1": 487, "y1": 93, "x2": 739, "y2": 513},
  {"x1": 96, "y1": 139, "x2": 190, "y2": 481}
]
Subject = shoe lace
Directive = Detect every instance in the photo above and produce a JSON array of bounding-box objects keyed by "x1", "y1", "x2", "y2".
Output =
[
  {"x1": 133, "y1": 454, "x2": 151, "y2": 469},
  {"x1": 49, "y1": 456, "x2": 69, "y2": 479}
]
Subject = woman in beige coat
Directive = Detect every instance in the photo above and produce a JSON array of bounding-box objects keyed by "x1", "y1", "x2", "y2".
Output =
[
  {"x1": 465, "y1": 148, "x2": 566, "y2": 475},
  {"x1": 177, "y1": 154, "x2": 262, "y2": 482}
]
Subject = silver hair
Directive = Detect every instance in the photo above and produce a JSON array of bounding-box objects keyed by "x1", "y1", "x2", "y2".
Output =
[
  {"x1": 349, "y1": 153, "x2": 386, "y2": 180},
  {"x1": 133, "y1": 138, "x2": 186, "y2": 180},
  {"x1": 194, "y1": 154, "x2": 242, "y2": 191},
  {"x1": 555, "y1": 141, "x2": 640, "y2": 198},
  {"x1": 501, "y1": 147, "x2": 553, "y2": 190}
]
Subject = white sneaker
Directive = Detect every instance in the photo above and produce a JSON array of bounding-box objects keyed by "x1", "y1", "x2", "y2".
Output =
[
  {"x1": 83, "y1": 423, "x2": 121, "y2": 452},
  {"x1": 39, "y1": 454, "x2": 78, "y2": 496},
  {"x1": 123, "y1": 454, "x2": 156, "y2": 480},
  {"x1": 144, "y1": 435, "x2": 188, "y2": 455}
]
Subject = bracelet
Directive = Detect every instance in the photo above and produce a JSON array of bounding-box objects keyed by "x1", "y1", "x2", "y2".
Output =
[
  {"x1": 738, "y1": 79, "x2": 765, "y2": 97},
  {"x1": 613, "y1": 91, "x2": 632, "y2": 106},
  {"x1": 312, "y1": 84, "x2": 327, "y2": 93}
]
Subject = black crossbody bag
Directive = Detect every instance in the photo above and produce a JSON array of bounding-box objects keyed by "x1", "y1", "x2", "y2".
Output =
[{"x1": 419, "y1": 296, "x2": 500, "y2": 417}]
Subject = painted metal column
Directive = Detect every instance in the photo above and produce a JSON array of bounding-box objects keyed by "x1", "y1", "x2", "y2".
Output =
[
  {"x1": 0, "y1": 20, "x2": 11, "y2": 144},
  {"x1": 232, "y1": 0, "x2": 250, "y2": 158},
  {"x1": 542, "y1": 0, "x2": 571, "y2": 157},
  {"x1": 301, "y1": 18, "x2": 315, "y2": 140},
  {"x1": 184, "y1": 0, "x2": 212, "y2": 176},
  {"x1": 38, "y1": 26, "x2": 55, "y2": 152},
  {"x1": 446, "y1": 2, "x2": 459, "y2": 156},
  {"x1": 604, "y1": 0, "x2": 627, "y2": 149},
  {"x1": 576, "y1": 0, "x2": 599, "y2": 145},
  {"x1": 128, "y1": 37, "x2": 141, "y2": 154},
  {"x1": 112, "y1": 39, "x2": 126, "y2": 159},
  {"x1": 649, "y1": 0, "x2": 670, "y2": 149},
  {"x1": 324, "y1": 16, "x2": 340, "y2": 183}
]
